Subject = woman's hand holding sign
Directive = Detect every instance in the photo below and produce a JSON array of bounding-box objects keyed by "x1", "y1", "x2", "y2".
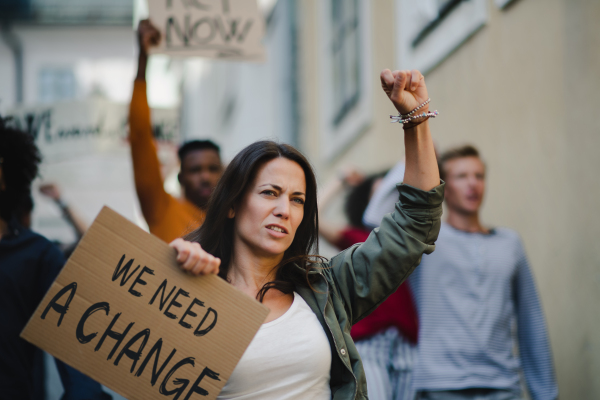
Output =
[{"x1": 170, "y1": 239, "x2": 221, "y2": 276}]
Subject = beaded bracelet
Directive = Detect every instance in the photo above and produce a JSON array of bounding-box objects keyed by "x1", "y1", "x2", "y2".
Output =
[
  {"x1": 402, "y1": 116, "x2": 431, "y2": 130},
  {"x1": 404, "y1": 98, "x2": 430, "y2": 117},
  {"x1": 390, "y1": 110, "x2": 439, "y2": 125},
  {"x1": 390, "y1": 97, "x2": 438, "y2": 127}
]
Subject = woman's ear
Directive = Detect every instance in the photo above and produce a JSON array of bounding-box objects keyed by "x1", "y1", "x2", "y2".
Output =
[{"x1": 228, "y1": 207, "x2": 235, "y2": 218}]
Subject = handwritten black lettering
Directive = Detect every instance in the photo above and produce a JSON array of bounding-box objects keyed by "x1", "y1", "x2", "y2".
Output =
[
  {"x1": 150, "y1": 279, "x2": 177, "y2": 311},
  {"x1": 165, "y1": 12, "x2": 254, "y2": 49},
  {"x1": 215, "y1": 17, "x2": 253, "y2": 43},
  {"x1": 129, "y1": 266, "x2": 155, "y2": 297},
  {"x1": 76, "y1": 302, "x2": 110, "y2": 344},
  {"x1": 113, "y1": 255, "x2": 141, "y2": 287},
  {"x1": 159, "y1": 357, "x2": 196, "y2": 399},
  {"x1": 184, "y1": 367, "x2": 221, "y2": 399},
  {"x1": 164, "y1": 288, "x2": 190, "y2": 320},
  {"x1": 135, "y1": 339, "x2": 177, "y2": 386},
  {"x1": 188, "y1": 0, "x2": 211, "y2": 10},
  {"x1": 114, "y1": 328, "x2": 151, "y2": 373},
  {"x1": 220, "y1": 0, "x2": 230, "y2": 13},
  {"x1": 194, "y1": 308, "x2": 217, "y2": 337},
  {"x1": 94, "y1": 312, "x2": 134, "y2": 361},
  {"x1": 167, "y1": 16, "x2": 191, "y2": 46},
  {"x1": 191, "y1": 17, "x2": 216, "y2": 43},
  {"x1": 40, "y1": 282, "x2": 77, "y2": 327},
  {"x1": 179, "y1": 298, "x2": 205, "y2": 330}
]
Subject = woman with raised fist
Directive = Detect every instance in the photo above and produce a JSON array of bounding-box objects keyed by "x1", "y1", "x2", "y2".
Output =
[{"x1": 170, "y1": 68, "x2": 443, "y2": 400}]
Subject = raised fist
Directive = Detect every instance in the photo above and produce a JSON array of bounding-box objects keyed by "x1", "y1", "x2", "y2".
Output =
[
  {"x1": 137, "y1": 19, "x2": 161, "y2": 54},
  {"x1": 380, "y1": 69, "x2": 429, "y2": 116}
]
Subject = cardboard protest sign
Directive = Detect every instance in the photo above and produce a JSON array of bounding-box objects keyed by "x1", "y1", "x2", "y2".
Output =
[
  {"x1": 147, "y1": 0, "x2": 266, "y2": 61},
  {"x1": 21, "y1": 206, "x2": 269, "y2": 400}
]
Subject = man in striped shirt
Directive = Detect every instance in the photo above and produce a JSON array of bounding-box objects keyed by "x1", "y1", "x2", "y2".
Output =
[{"x1": 409, "y1": 145, "x2": 557, "y2": 400}]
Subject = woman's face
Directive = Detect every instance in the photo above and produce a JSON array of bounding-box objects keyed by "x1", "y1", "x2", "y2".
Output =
[{"x1": 231, "y1": 157, "x2": 306, "y2": 260}]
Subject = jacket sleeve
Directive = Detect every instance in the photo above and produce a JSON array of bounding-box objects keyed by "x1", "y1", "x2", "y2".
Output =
[
  {"x1": 513, "y1": 239, "x2": 558, "y2": 400},
  {"x1": 328, "y1": 182, "x2": 444, "y2": 324},
  {"x1": 129, "y1": 80, "x2": 171, "y2": 227}
]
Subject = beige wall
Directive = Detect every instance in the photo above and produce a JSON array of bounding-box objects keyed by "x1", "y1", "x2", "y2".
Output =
[{"x1": 299, "y1": 0, "x2": 600, "y2": 398}]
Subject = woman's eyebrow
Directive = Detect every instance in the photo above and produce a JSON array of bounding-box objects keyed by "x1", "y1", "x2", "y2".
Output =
[
  {"x1": 258, "y1": 183, "x2": 280, "y2": 190},
  {"x1": 258, "y1": 183, "x2": 305, "y2": 196}
]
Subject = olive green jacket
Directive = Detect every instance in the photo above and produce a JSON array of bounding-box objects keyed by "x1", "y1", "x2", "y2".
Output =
[{"x1": 296, "y1": 182, "x2": 444, "y2": 399}]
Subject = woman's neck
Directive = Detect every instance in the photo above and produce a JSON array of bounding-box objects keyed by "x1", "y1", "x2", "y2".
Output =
[{"x1": 228, "y1": 246, "x2": 284, "y2": 294}]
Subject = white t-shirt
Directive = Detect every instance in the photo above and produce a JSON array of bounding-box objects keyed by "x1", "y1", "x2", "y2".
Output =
[{"x1": 218, "y1": 292, "x2": 332, "y2": 399}]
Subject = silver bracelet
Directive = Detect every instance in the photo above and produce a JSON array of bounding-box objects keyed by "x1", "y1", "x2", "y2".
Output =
[
  {"x1": 391, "y1": 110, "x2": 439, "y2": 124},
  {"x1": 390, "y1": 98, "x2": 438, "y2": 124},
  {"x1": 404, "y1": 98, "x2": 430, "y2": 117}
]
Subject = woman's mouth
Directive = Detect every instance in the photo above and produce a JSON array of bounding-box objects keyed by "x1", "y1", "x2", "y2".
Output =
[{"x1": 266, "y1": 225, "x2": 287, "y2": 234}]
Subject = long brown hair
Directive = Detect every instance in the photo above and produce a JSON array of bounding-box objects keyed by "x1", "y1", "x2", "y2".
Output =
[{"x1": 184, "y1": 141, "x2": 322, "y2": 301}]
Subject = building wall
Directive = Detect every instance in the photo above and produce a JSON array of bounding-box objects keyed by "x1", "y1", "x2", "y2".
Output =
[
  {"x1": 299, "y1": 0, "x2": 403, "y2": 180},
  {"x1": 298, "y1": 0, "x2": 600, "y2": 399},
  {"x1": 0, "y1": 25, "x2": 135, "y2": 112}
]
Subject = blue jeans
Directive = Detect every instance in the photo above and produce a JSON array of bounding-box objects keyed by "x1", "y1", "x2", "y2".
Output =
[{"x1": 417, "y1": 388, "x2": 522, "y2": 400}]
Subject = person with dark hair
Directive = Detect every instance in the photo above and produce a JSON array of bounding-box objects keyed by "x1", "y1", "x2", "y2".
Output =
[
  {"x1": 168, "y1": 68, "x2": 443, "y2": 399},
  {"x1": 318, "y1": 169, "x2": 420, "y2": 400},
  {"x1": 409, "y1": 145, "x2": 557, "y2": 400},
  {"x1": 129, "y1": 20, "x2": 223, "y2": 243},
  {"x1": 0, "y1": 120, "x2": 111, "y2": 399}
]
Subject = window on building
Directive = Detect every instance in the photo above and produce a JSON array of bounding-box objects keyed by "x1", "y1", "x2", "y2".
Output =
[
  {"x1": 330, "y1": 0, "x2": 360, "y2": 126},
  {"x1": 318, "y1": 0, "x2": 372, "y2": 160},
  {"x1": 396, "y1": 0, "x2": 488, "y2": 73},
  {"x1": 38, "y1": 67, "x2": 76, "y2": 103}
]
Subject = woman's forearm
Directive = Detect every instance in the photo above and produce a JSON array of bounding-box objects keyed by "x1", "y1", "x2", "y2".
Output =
[
  {"x1": 379, "y1": 68, "x2": 440, "y2": 191},
  {"x1": 402, "y1": 120, "x2": 439, "y2": 191}
]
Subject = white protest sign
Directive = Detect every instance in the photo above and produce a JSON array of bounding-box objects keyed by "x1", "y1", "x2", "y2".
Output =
[
  {"x1": 7, "y1": 100, "x2": 179, "y2": 163},
  {"x1": 147, "y1": 0, "x2": 266, "y2": 61}
]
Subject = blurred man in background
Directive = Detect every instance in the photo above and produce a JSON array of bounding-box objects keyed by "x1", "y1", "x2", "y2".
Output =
[
  {"x1": 130, "y1": 20, "x2": 223, "y2": 243},
  {"x1": 0, "y1": 119, "x2": 110, "y2": 400},
  {"x1": 409, "y1": 145, "x2": 557, "y2": 400}
]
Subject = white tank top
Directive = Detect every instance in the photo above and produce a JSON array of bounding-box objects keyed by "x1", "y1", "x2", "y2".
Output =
[{"x1": 218, "y1": 292, "x2": 332, "y2": 399}]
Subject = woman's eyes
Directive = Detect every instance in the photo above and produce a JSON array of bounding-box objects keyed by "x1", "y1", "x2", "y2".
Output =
[{"x1": 261, "y1": 190, "x2": 304, "y2": 205}]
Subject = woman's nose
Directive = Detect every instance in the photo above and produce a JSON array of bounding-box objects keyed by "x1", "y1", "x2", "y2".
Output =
[{"x1": 273, "y1": 199, "x2": 290, "y2": 219}]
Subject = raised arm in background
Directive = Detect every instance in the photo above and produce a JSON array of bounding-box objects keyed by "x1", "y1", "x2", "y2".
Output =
[
  {"x1": 39, "y1": 183, "x2": 88, "y2": 239},
  {"x1": 129, "y1": 20, "x2": 169, "y2": 228}
]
